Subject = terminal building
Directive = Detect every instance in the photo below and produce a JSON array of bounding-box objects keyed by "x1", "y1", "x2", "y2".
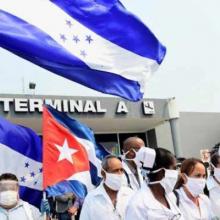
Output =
[{"x1": 0, "y1": 94, "x2": 220, "y2": 159}]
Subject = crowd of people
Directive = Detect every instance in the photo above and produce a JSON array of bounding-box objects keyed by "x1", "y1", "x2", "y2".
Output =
[{"x1": 0, "y1": 137, "x2": 220, "y2": 220}]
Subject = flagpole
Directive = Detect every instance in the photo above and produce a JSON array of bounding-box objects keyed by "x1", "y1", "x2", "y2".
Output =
[
  {"x1": 42, "y1": 106, "x2": 47, "y2": 220},
  {"x1": 43, "y1": 191, "x2": 47, "y2": 220}
]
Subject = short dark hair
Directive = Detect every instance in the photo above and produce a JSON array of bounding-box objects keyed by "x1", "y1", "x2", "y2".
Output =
[
  {"x1": 211, "y1": 153, "x2": 220, "y2": 167},
  {"x1": 148, "y1": 148, "x2": 175, "y2": 182},
  {"x1": 151, "y1": 148, "x2": 175, "y2": 170},
  {"x1": 0, "y1": 173, "x2": 18, "y2": 182},
  {"x1": 210, "y1": 143, "x2": 220, "y2": 156},
  {"x1": 101, "y1": 155, "x2": 120, "y2": 171},
  {"x1": 122, "y1": 136, "x2": 144, "y2": 152}
]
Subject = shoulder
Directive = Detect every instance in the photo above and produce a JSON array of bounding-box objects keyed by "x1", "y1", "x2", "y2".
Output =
[
  {"x1": 207, "y1": 176, "x2": 219, "y2": 190},
  {"x1": 199, "y1": 193, "x2": 210, "y2": 202},
  {"x1": 127, "y1": 184, "x2": 150, "y2": 208},
  {"x1": 83, "y1": 185, "x2": 104, "y2": 203},
  {"x1": 20, "y1": 200, "x2": 41, "y2": 218}
]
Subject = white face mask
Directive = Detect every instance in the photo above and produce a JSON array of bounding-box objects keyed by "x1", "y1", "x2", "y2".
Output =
[
  {"x1": 214, "y1": 167, "x2": 220, "y2": 180},
  {"x1": 103, "y1": 170, "x2": 124, "y2": 191},
  {"x1": 0, "y1": 190, "x2": 18, "y2": 207},
  {"x1": 211, "y1": 163, "x2": 220, "y2": 180},
  {"x1": 122, "y1": 149, "x2": 142, "y2": 168},
  {"x1": 149, "y1": 168, "x2": 178, "y2": 194},
  {"x1": 185, "y1": 176, "x2": 206, "y2": 197}
]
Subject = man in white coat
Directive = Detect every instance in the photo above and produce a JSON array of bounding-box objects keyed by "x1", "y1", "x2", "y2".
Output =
[
  {"x1": 80, "y1": 155, "x2": 134, "y2": 220},
  {"x1": 121, "y1": 137, "x2": 144, "y2": 190},
  {"x1": 0, "y1": 173, "x2": 50, "y2": 220}
]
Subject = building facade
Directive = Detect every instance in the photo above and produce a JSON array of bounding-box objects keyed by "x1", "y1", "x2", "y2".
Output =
[{"x1": 0, "y1": 94, "x2": 180, "y2": 156}]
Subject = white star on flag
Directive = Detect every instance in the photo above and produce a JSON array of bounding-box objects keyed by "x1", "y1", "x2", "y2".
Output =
[{"x1": 55, "y1": 139, "x2": 78, "y2": 164}]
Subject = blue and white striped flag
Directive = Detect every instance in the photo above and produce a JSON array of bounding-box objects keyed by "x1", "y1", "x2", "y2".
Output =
[
  {"x1": 0, "y1": 0, "x2": 166, "y2": 101},
  {"x1": 0, "y1": 117, "x2": 43, "y2": 208}
]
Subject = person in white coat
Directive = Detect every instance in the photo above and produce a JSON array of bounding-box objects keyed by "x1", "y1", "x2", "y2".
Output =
[
  {"x1": 175, "y1": 158, "x2": 216, "y2": 220},
  {"x1": 125, "y1": 148, "x2": 183, "y2": 220},
  {"x1": 80, "y1": 155, "x2": 134, "y2": 220},
  {"x1": 207, "y1": 153, "x2": 220, "y2": 217},
  {"x1": 0, "y1": 173, "x2": 50, "y2": 220},
  {"x1": 121, "y1": 137, "x2": 144, "y2": 190}
]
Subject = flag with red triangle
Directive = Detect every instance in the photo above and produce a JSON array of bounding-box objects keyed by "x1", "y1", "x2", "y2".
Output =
[{"x1": 43, "y1": 105, "x2": 108, "y2": 199}]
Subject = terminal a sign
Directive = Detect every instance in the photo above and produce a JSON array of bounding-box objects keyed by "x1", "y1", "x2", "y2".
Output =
[{"x1": 0, "y1": 98, "x2": 155, "y2": 115}]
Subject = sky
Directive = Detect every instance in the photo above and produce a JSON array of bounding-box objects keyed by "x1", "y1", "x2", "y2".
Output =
[{"x1": 1, "y1": 0, "x2": 220, "y2": 112}]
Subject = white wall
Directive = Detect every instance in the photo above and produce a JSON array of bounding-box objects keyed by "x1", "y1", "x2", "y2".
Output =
[
  {"x1": 179, "y1": 112, "x2": 220, "y2": 158},
  {"x1": 155, "y1": 121, "x2": 174, "y2": 154}
]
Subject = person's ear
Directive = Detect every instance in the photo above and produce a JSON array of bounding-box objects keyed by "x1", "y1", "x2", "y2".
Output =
[
  {"x1": 101, "y1": 169, "x2": 106, "y2": 180},
  {"x1": 161, "y1": 169, "x2": 165, "y2": 178}
]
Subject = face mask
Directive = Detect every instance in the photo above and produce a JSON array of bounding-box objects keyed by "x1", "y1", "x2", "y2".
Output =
[
  {"x1": 0, "y1": 190, "x2": 18, "y2": 207},
  {"x1": 148, "y1": 168, "x2": 178, "y2": 194},
  {"x1": 185, "y1": 176, "x2": 206, "y2": 197},
  {"x1": 103, "y1": 170, "x2": 124, "y2": 191},
  {"x1": 214, "y1": 167, "x2": 220, "y2": 181},
  {"x1": 122, "y1": 149, "x2": 142, "y2": 168},
  {"x1": 210, "y1": 163, "x2": 220, "y2": 181}
]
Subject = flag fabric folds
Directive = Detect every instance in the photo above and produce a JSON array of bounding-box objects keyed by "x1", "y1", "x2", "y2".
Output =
[
  {"x1": 43, "y1": 105, "x2": 107, "y2": 200},
  {"x1": 0, "y1": 0, "x2": 166, "y2": 101},
  {"x1": 0, "y1": 117, "x2": 43, "y2": 208}
]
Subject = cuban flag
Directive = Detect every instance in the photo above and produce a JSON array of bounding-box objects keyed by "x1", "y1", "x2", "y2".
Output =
[
  {"x1": 0, "y1": 0, "x2": 166, "y2": 101},
  {"x1": 43, "y1": 105, "x2": 108, "y2": 199},
  {"x1": 0, "y1": 117, "x2": 43, "y2": 208}
]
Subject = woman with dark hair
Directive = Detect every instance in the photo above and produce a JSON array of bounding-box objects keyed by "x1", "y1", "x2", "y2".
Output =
[
  {"x1": 175, "y1": 158, "x2": 215, "y2": 220},
  {"x1": 207, "y1": 153, "x2": 220, "y2": 217},
  {"x1": 125, "y1": 148, "x2": 183, "y2": 220}
]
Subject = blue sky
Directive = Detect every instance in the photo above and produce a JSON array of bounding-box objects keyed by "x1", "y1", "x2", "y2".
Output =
[{"x1": 1, "y1": 0, "x2": 220, "y2": 112}]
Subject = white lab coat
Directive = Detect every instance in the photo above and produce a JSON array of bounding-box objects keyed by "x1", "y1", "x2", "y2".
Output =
[
  {"x1": 207, "y1": 176, "x2": 220, "y2": 217},
  {"x1": 176, "y1": 187, "x2": 216, "y2": 220},
  {"x1": 125, "y1": 183, "x2": 184, "y2": 220},
  {"x1": 122, "y1": 160, "x2": 143, "y2": 191},
  {"x1": 80, "y1": 183, "x2": 134, "y2": 220},
  {"x1": 0, "y1": 200, "x2": 42, "y2": 220}
]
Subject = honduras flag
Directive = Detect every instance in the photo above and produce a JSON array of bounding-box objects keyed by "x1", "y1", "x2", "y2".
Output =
[
  {"x1": 0, "y1": 117, "x2": 43, "y2": 208},
  {"x1": 0, "y1": 0, "x2": 166, "y2": 101},
  {"x1": 43, "y1": 105, "x2": 109, "y2": 200}
]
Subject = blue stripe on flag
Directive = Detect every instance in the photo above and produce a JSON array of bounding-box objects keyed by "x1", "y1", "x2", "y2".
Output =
[
  {"x1": 0, "y1": 117, "x2": 42, "y2": 162},
  {"x1": 19, "y1": 186, "x2": 42, "y2": 208},
  {"x1": 89, "y1": 162, "x2": 102, "y2": 186},
  {"x1": 46, "y1": 180, "x2": 87, "y2": 199},
  {"x1": 51, "y1": 0, "x2": 166, "y2": 64},
  {"x1": 46, "y1": 105, "x2": 98, "y2": 146},
  {"x1": 0, "y1": 116, "x2": 42, "y2": 208},
  {"x1": 0, "y1": 10, "x2": 143, "y2": 101}
]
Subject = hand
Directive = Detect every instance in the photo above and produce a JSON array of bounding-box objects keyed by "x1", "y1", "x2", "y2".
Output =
[
  {"x1": 68, "y1": 206, "x2": 78, "y2": 215},
  {"x1": 40, "y1": 199, "x2": 50, "y2": 215}
]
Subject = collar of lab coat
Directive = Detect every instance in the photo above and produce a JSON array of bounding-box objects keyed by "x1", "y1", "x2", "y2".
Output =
[
  {"x1": 141, "y1": 183, "x2": 178, "y2": 212},
  {"x1": 178, "y1": 187, "x2": 205, "y2": 204},
  {"x1": 92, "y1": 182, "x2": 114, "y2": 206},
  {"x1": 122, "y1": 160, "x2": 143, "y2": 180},
  {"x1": 93, "y1": 182, "x2": 133, "y2": 204},
  {"x1": 207, "y1": 176, "x2": 219, "y2": 190},
  {"x1": 122, "y1": 160, "x2": 134, "y2": 175},
  {"x1": 0, "y1": 199, "x2": 25, "y2": 213}
]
